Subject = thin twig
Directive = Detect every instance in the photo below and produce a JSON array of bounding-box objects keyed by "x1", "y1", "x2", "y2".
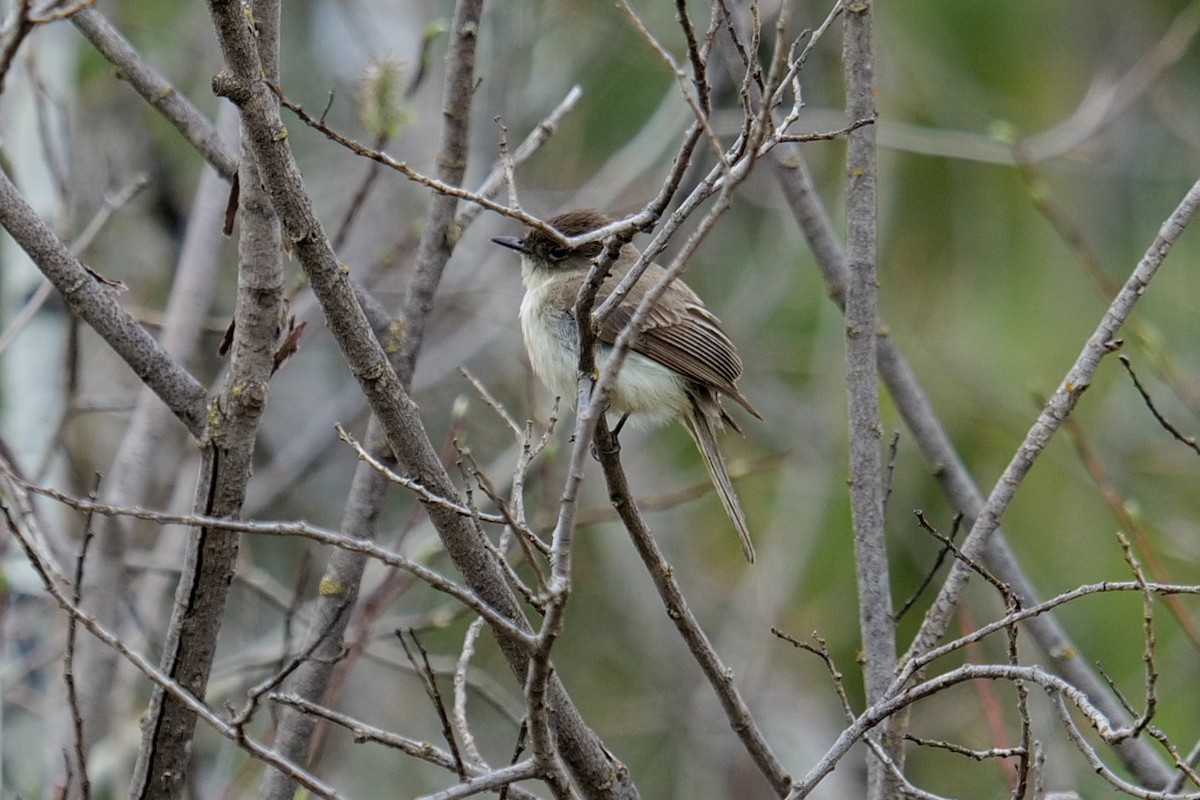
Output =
[
  {"x1": 773, "y1": 629, "x2": 856, "y2": 724},
  {"x1": 271, "y1": 694, "x2": 543, "y2": 800},
  {"x1": 893, "y1": 512, "x2": 962, "y2": 622},
  {"x1": 905, "y1": 736, "x2": 1025, "y2": 763},
  {"x1": 912, "y1": 510, "x2": 1010, "y2": 600},
  {"x1": 229, "y1": 600, "x2": 349, "y2": 729},
  {"x1": 1115, "y1": 532, "x2": 1158, "y2": 740},
  {"x1": 271, "y1": 83, "x2": 548, "y2": 232},
  {"x1": 0, "y1": 490, "x2": 342, "y2": 798},
  {"x1": 398, "y1": 629, "x2": 466, "y2": 779},
  {"x1": 906, "y1": 175, "x2": 1200, "y2": 666},
  {"x1": 0, "y1": 465, "x2": 536, "y2": 649},
  {"x1": 616, "y1": 0, "x2": 728, "y2": 169},
  {"x1": 777, "y1": 114, "x2": 875, "y2": 143},
  {"x1": 63, "y1": 475, "x2": 101, "y2": 800},
  {"x1": 456, "y1": 85, "x2": 582, "y2": 230},
  {"x1": 1062, "y1": 411, "x2": 1200, "y2": 648},
  {"x1": 460, "y1": 368, "x2": 522, "y2": 438},
  {"x1": 336, "y1": 424, "x2": 507, "y2": 524},
  {"x1": 452, "y1": 616, "x2": 489, "y2": 768},
  {"x1": 1119, "y1": 355, "x2": 1200, "y2": 456},
  {"x1": 458, "y1": 448, "x2": 549, "y2": 595},
  {"x1": 494, "y1": 115, "x2": 522, "y2": 212}
]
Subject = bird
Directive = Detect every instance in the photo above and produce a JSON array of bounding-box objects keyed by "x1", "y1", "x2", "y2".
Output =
[{"x1": 492, "y1": 209, "x2": 760, "y2": 563}]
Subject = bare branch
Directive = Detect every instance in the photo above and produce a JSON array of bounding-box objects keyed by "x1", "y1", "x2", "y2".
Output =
[
  {"x1": 71, "y1": 8, "x2": 238, "y2": 178},
  {"x1": 790, "y1": 662, "x2": 1193, "y2": 800},
  {"x1": 907, "y1": 175, "x2": 1200, "y2": 661},
  {"x1": 0, "y1": 465, "x2": 539, "y2": 649},
  {"x1": 129, "y1": 3, "x2": 285, "y2": 792},
  {"x1": 841, "y1": 2, "x2": 898, "y2": 793},
  {"x1": 594, "y1": 420, "x2": 791, "y2": 794},
  {"x1": 270, "y1": 694, "x2": 543, "y2": 800},
  {"x1": 772, "y1": 141, "x2": 1176, "y2": 790},
  {"x1": 336, "y1": 424, "x2": 507, "y2": 524},
  {"x1": 0, "y1": 481, "x2": 342, "y2": 799},
  {"x1": 457, "y1": 84, "x2": 582, "y2": 230},
  {"x1": 1118, "y1": 355, "x2": 1200, "y2": 457},
  {"x1": 0, "y1": 168, "x2": 210, "y2": 438}
]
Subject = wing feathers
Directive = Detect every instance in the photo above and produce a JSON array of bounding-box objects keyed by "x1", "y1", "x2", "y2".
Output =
[{"x1": 597, "y1": 268, "x2": 760, "y2": 419}]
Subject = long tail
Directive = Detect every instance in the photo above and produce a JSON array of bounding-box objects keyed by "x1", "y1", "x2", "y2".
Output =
[{"x1": 682, "y1": 402, "x2": 756, "y2": 563}]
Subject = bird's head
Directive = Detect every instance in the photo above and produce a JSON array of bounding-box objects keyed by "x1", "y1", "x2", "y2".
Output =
[{"x1": 492, "y1": 209, "x2": 613, "y2": 279}]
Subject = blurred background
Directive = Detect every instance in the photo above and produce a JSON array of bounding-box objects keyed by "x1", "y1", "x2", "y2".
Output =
[{"x1": 3, "y1": 0, "x2": 1200, "y2": 797}]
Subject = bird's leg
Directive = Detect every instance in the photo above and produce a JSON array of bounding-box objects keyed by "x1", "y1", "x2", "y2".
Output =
[
  {"x1": 610, "y1": 412, "x2": 630, "y2": 440},
  {"x1": 591, "y1": 412, "x2": 628, "y2": 461}
]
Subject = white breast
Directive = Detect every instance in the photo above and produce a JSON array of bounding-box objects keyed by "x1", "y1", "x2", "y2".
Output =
[
  {"x1": 519, "y1": 278, "x2": 580, "y2": 404},
  {"x1": 518, "y1": 262, "x2": 686, "y2": 426}
]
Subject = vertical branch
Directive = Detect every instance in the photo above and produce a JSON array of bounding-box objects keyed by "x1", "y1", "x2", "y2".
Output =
[
  {"x1": 63, "y1": 105, "x2": 238, "y2": 793},
  {"x1": 63, "y1": 489, "x2": 96, "y2": 800},
  {"x1": 771, "y1": 151, "x2": 1174, "y2": 789},
  {"x1": 841, "y1": 2, "x2": 898, "y2": 796},
  {"x1": 396, "y1": 0, "x2": 484, "y2": 385},
  {"x1": 260, "y1": 3, "x2": 483, "y2": 796},
  {"x1": 128, "y1": 2, "x2": 285, "y2": 797}
]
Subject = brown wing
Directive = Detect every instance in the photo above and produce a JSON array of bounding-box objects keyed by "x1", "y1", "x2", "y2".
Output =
[{"x1": 597, "y1": 268, "x2": 761, "y2": 419}]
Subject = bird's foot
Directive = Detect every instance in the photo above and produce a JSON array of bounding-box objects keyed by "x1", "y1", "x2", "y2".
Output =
[{"x1": 591, "y1": 413, "x2": 628, "y2": 461}]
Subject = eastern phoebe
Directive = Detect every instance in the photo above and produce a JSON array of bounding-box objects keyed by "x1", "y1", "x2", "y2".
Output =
[{"x1": 493, "y1": 209, "x2": 760, "y2": 563}]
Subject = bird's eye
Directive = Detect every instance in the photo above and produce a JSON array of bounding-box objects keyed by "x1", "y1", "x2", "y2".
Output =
[{"x1": 546, "y1": 245, "x2": 568, "y2": 261}]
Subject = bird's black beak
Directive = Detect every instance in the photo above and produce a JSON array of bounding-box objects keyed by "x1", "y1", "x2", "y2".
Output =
[{"x1": 491, "y1": 235, "x2": 531, "y2": 255}]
